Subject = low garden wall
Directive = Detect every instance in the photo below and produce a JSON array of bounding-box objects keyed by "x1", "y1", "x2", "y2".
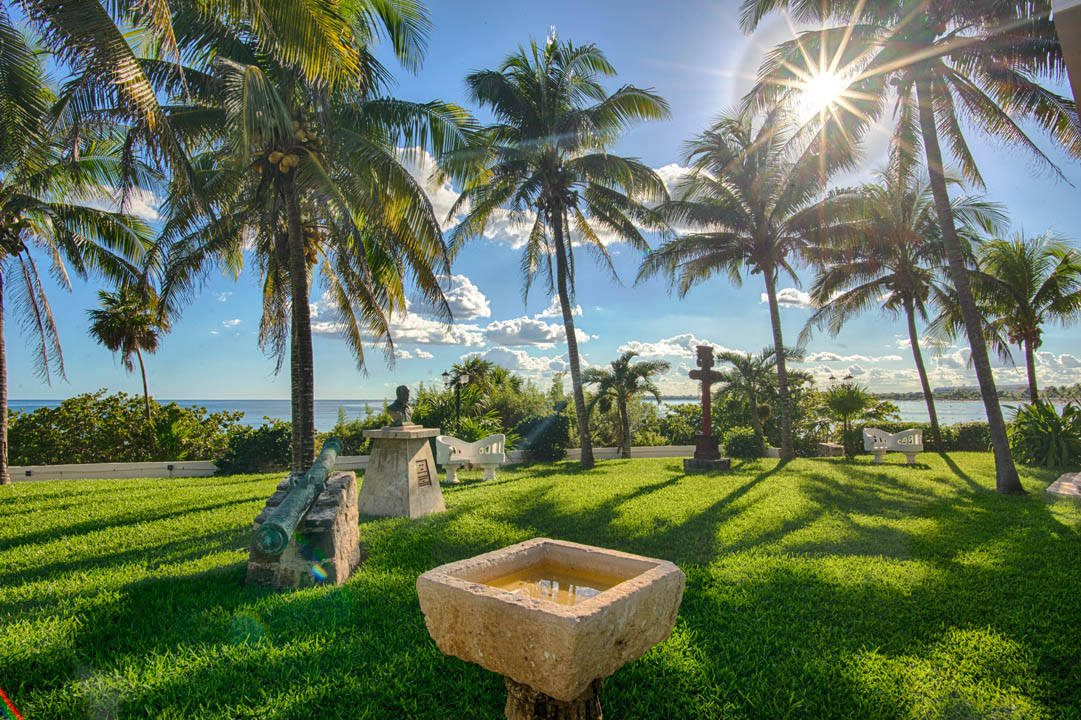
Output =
[{"x1": 11, "y1": 446, "x2": 698, "y2": 482}]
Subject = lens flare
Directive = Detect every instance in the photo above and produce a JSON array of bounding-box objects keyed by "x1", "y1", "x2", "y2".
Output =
[{"x1": 311, "y1": 563, "x2": 329, "y2": 582}]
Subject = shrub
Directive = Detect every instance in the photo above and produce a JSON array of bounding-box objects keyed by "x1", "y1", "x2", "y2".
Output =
[
  {"x1": 9, "y1": 390, "x2": 242, "y2": 465},
  {"x1": 319, "y1": 407, "x2": 392, "y2": 456},
  {"x1": 1008, "y1": 401, "x2": 1081, "y2": 468},
  {"x1": 515, "y1": 412, "x2": 571, "y2": 461},
  {"x1": 659, "y1": 403, "x2": 700, "y2": 445},
  {"x1": 723, "y1": 426, "x2": 765, "y2": 459},
  {"x1": 215, "y1": 419, "x2": 292, "y2": 474},
  {"x1": 953, "y1": 422, "x2": 992, "y2": 452}
]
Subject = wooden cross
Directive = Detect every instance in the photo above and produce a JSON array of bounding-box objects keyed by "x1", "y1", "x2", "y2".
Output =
[{"x1": 688, "y1": 345, "x2": 724, "y2": 438}]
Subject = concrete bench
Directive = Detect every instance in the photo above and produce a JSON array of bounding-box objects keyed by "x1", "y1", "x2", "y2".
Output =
[
  {"x1": 435, "y1": 434, "x2": 506, "y2": 483},
  {"x1": 817, "y1": 442, "x2": 844, "y2": 457},
  {"x1": 863, "y1": 428, "x2": 923, "y2": 465}
]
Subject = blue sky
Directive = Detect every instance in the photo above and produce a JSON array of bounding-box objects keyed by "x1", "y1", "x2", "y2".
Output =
[{"x1": 9, "y1": 0, "x2": 1081, "y2": 401}]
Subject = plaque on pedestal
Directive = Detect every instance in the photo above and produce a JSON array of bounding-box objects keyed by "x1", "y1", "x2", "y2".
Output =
[{"x1": 359, "y1": 424, "x2": 446, "y2": 518}]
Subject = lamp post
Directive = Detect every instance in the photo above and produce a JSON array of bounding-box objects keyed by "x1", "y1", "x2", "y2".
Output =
[{"x1": 442, "y1": 370, "x2": 470, "y2": 432}]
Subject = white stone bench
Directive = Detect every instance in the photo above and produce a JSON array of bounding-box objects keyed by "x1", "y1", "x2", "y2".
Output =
[
  {"x1": 863, "y1": 428, "x2": 923, "y2": 465},
  {"x1": 435, "y1": 434, "x2": 506, "y2": 483}
]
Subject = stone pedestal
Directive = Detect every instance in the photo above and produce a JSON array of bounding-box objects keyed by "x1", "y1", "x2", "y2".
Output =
[
  {"x1": 684, "y1": 433, "x2": 730, "y2": 472},
  {"x1": 505, "y1": 677, "x2": 603, "y2": 720},
  {"x1": 246, "y1": 471, "x2": 362, "y2": 589},
  {"x1": 359, "y1": 424, "x2": 446, "y2": 518},
  {"x1": 817, "y1": 442, "x2": 844, "y2": 457}
]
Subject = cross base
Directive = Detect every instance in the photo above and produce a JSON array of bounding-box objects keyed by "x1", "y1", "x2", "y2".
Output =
[
  {"x1": 684, "y1": 457, "x2": 731, "y2": 473},
  {"x1": 693, "y1": 434, "x2": 721, "y2": 460}
]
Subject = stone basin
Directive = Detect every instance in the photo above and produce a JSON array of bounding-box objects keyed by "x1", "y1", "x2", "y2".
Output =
[{"x1": 416, "y1": 537, "x2": 685, "y2": 703}]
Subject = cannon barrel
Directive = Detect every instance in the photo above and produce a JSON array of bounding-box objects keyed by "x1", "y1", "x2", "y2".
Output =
[{"x1": 252, "y1": 439, "x2": 341, "y2": 555}]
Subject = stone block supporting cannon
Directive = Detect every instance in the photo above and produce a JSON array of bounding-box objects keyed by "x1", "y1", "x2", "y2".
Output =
[{"x1": 246, "y1": 439, "x2": 363, "y2": 589}]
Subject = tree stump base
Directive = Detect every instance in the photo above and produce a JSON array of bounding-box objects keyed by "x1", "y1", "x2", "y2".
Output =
[{"x1": 504, "y1": 677, "x2": 603, "y2": 720}]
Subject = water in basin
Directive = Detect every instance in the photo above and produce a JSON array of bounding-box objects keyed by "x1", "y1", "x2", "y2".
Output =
[{"x1": 484, "y1": 562, "x2": 628, "y2": 606}]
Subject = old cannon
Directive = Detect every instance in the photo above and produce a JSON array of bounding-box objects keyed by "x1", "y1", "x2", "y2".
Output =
[{"x1": 252, "y1": 439, "x2": 342, "y2": 556}]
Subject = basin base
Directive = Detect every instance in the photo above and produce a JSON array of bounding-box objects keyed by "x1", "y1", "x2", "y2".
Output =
[{"x1": 505, "y1": 677, "x2": 602, "y2": 720}]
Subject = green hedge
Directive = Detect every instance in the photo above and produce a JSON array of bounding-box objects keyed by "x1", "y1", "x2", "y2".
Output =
[
  {"x1": 514, "y1": 412, "x2": 571, "y2": 461},
  {"x1": 840, "y1": 421, "x2": 992, "y2": 455},
  {"x1": 723, "y1": 426, "x2": 765, "y2": 459},
  {"x1": 9, "y1": 391, "x2": 242, "y2": 465}
]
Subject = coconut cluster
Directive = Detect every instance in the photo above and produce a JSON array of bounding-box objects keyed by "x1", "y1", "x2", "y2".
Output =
[{"x1": 259, "y1": 115, "x2": 322, "y2": 174}]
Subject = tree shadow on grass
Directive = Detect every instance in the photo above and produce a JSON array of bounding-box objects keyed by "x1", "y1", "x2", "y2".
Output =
[{"x1": 6, "y1": 458, "x2": 1081, "y2": 719}]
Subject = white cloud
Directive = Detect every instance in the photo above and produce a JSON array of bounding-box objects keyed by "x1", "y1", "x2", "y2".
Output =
[
  {"x1": 804, "y1": 352, "x2": 903, "y2": 363},
  {"x1": 222, "y1": 318, "x2": 242, "y2": 328},
  {"x1": 411, "y1": 274, "x2": 491, "y2": 321},
  {"x1": 654, "y1": 163, "x2": 694, "y2": 196},
  {"x1": 209, "y1": 329, "x2": 219, "y2": 336},
  {"x1": 535, "y1": 296, "x2": 582, "y2": 319},
  {"x1": 484, "y1": 317, "x2": 589, "y2": 348},
  {"x1": 395, "y1": 349, "x2": 414, "y2": 360},
  {"x1": 618, "y1": 333, "x2": 734, "y2": 358},
  {"x1": 414, "y1": 349, "x2": 434, "y2": 360},
  {"x1": 760, "y1": 288, "x2": 814, "y2": 309},
  {"x1": 216, "y1": 292, "x2": 233, "y2": 303},
  {"x1": 467, "y1": 347, "x2": 570, "y2": 373}
]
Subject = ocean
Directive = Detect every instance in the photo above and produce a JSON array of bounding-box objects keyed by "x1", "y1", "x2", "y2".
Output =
[{"x1": 8, "y1": 397, "x2": 1052, "y2": 432}]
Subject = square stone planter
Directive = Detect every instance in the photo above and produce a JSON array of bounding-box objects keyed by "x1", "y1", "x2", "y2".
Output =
[{"x1": 416, "y1": 537, "x2": 685, "y2": 706}]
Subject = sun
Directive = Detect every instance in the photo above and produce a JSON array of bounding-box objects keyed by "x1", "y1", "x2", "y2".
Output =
[{"x1": 800, "y1": 70, "x2": 850, "y2": 116}]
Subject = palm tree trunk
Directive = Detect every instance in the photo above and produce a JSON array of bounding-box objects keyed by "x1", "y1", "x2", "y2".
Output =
[
  {"x1": 284, "y1": 175, "x2": 316, "y2": 471},
  {"x1": 904, "y1": 296, "x2": 942, "y2": 447},
  {"x1": 915, "y1": 74, "x2": 1022, "y2": 493},
  {"x1": 763, "y1": 269, "x2": 793, "y2": 460},
  {"x1": 0, "y1": 271, "x2": 9, "y2": 485},
  {"x1": 551, "y1": 209, "x2": 594, "y2": 469},
  {"x1": 135, "y1": 346, "x2": 155, "y2": 450},
  {"x1": 1024, "y1": 339, "x2": 1038, "y2": 403},
  {"x1": 620, "y1": 398, "x2": 631, "y2": 459},
  {"x1": 748, "y1": 387, "x2": 764, "y2": 443}
]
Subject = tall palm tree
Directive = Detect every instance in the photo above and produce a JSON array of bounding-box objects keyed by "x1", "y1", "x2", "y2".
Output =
[
  {"x1": 800, "y1": 168, "x2": 1007, "y2": 446},
  {"x1": 150, "y1": 4, "x2": 472, "y2": 471},
  {"x1": 0, "y1": 14, "x2": 154, "y2": 484},
  {"x1": 445, "y1": 34, "x2": 671, "y2": 469},
  {"x1": 740, "y1": 0, "x2": 1081, "y2": 492},
  {"x1": 935, "y1": 232, "x2": 1081, "y2": 402},
  {"x1": 640, "y1": 108, "x2": 847, "y2": 460},
  {"x1": 716, "y1": 346, "x2": 802, "y2": 447},
  {"x1": 583, "y1": 351, "x2": 670, "y2": 459},
  {"x1": 88, "y1": 287, "x2": 169, "y2": 429},
  {"x1": 17, "y1": 0, "x2": 420, "y2": 193}
]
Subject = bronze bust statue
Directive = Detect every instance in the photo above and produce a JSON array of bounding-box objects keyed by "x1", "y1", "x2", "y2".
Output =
[{"x1": 387, "y1": 385, "x2": 413, "y2": 426}]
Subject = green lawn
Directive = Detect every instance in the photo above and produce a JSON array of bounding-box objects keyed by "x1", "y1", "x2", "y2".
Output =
[{"x1": 1, "y1": 454, "x2": 1079, "y2": 719}]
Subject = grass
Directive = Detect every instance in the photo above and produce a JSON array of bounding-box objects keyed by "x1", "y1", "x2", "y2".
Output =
[{"x1": 1, "y1": 453, "x2": 1080, "y2": 719}]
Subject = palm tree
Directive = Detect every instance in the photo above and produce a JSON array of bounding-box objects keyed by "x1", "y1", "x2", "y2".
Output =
[
  {"x1": 583, "y1": 351, "x2": 670, "y2": 459},
  {"x1": 17, "y1": 0, "x2": 416, "y2": 193},
  {"x1": 0, "y1": 14, "x2": 154, "y2": 484},
  {"x1": 936, "y1": 232, "x2": 1081, "y2": 402},
  {"x1": 150, "y1": 4, "x2": 472, "y2": 471},
  {"x1": 800, "y1": 168, "x2": 1007, "y2": 447},
  {"x1": 640, "y1": 108, "x2": 846, "y2": 460},
  {"x1": 740, "y1": 0, "x2": 1081, "y2": 492},
  {"x1": 445, "y1": 33, "x2": 671, "y2": 469},
  {"x1": 716, "y1": 347, "x2": 802, "y2": 447},
  {"x1": 88, "y1": 287, "x2": 169, "y2": 430}
]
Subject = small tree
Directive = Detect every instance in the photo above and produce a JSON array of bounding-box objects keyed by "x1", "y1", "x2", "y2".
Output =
[
  {"x1": 583, "y1": 351, "x2": 670, "y2": 459},
  {"x1": 88, "y1": 287, "x2": 169, "y2": 432}
]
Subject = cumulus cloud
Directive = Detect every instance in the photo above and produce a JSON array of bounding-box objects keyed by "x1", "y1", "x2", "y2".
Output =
[
  {"x1": 414, "y1": 349, "x2": 434, "y2": 360},
  {"x1": 535, "y1": 296, "x2": 582, "y2": 319},
  {"x1": 411, "y1": 274, "x2": 492, "y2": 321},
  {"x1": 484, "y1": 317, "x2": 589, "y2": 348},
  {"x1": 216, "y1": 292, "x2": 233, "y2": 303},
  {"x1": 618, "y1": 333, "x2": 733, "y2": 358},
  {"x1": 466, "y1": 347, "x2": 570, "y2": 373},
  {"x1": 222, "y1": 318, "x2": 242, "y2": 328},
  {"x1": 804, "y1": 352, "x2": 903, "y2": 363},
  {"x1": 760, "y1": 288, "x2": 814, "y2": 309}
]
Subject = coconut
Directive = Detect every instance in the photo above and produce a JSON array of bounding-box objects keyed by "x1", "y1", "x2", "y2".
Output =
[{"x1": 268, "y1": 151, "x2": 284, "y2": 164}]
